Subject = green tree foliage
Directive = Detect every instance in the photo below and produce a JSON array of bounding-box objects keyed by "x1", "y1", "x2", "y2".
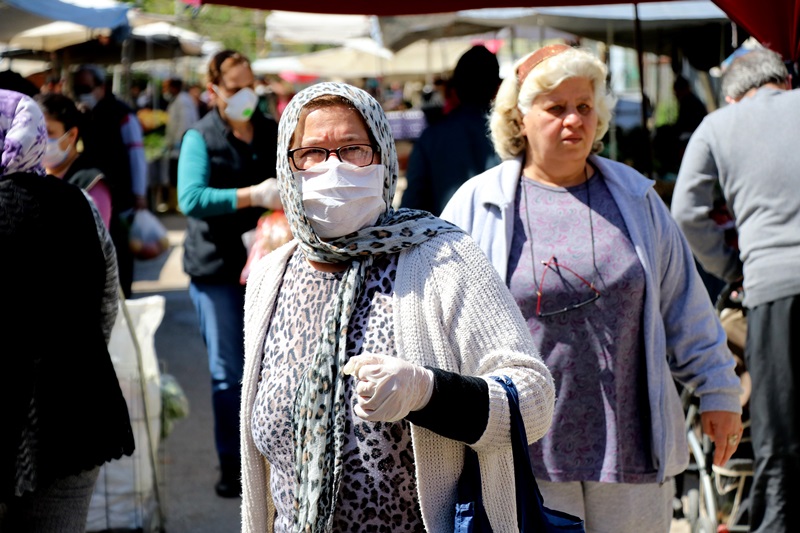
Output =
[{"x1": 124, "y1": 0, "x2": 268, "y2": 59}]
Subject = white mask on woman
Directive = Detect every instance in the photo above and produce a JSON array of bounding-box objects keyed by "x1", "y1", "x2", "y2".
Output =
[
  {"x1": 77, "y1": 93, "x2": 97, "y2": 110},
  {"x1": 42, "y1": 133, "x2": 71, "y2": 168},
  {"x1": 295, "y1": 159, "x2": 386, "y2": 239},
  {"x1": 213, "y1": 85, "x2": 258, "y2": 122}
]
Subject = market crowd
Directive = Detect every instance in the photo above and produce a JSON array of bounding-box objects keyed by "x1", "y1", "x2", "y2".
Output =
[{"x1": 1, "y1": 42, "x2": 797, "y2": 533}]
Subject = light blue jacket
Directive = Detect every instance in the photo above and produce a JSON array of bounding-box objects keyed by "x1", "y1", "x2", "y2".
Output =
[{"x1": 441, "y1": 155, "x2": 742, "y2": 482}]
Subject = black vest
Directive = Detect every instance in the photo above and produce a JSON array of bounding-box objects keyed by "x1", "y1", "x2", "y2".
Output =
[
  {"x1": 182, "y1": 108, "x2": 278, "y2": 283},
  {"x1": 0, "y1": 174, "x2": 134, "y2": 497}
]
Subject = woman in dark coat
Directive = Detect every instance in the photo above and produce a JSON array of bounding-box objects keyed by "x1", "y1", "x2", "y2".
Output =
[{"x1": 0, "y1": 89, "x2": 134, "y2": 532}]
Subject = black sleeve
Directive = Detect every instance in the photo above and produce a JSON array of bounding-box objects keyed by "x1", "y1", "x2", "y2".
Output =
[{"x1": 404, "y1": 367, "x2": 489, "y2": 444}]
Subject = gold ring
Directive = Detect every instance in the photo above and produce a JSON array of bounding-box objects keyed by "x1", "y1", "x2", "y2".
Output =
[{"x1": 727, "y1": 434, "x2": 739, "y2": 445}]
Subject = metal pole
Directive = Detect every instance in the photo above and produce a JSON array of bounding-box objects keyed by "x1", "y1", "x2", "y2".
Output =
[
  {"x1": 606, "y1": 22, "x2": 618, "y2": 161},
  {"x1": 121, "y1": 37, "x2": 133, "y2": 107},
  {"x1": 632, "y1": 3, "x2": 653, "y2": 177},
  {"x1": 425, "y1": 40, "x2": 432, "y2": 85},
  {"x1": 148, "y1": 37, "x2": 161, "y2": 110},
  {"x1": 538, "y1": 18, "x2": 545, "y2": 48},
  {"x1": 509, "y1": 25, "x2": 517, "y2": 63}
]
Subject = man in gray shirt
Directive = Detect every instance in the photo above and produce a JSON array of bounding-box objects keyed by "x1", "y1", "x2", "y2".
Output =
[{"x1": 672, "y1": 48, "x2": 800, "y2": 533}]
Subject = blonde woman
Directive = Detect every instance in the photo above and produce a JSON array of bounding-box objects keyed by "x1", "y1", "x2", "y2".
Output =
[{"x1": 442, "y1": 45, "x2": 743, "y2": 532}]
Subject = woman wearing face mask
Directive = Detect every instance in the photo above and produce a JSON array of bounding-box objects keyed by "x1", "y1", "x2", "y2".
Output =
[
  {"x1": 177, "y1": 49, "x2": 282, "y2": 499},
  {"x1": 36, "y1": 93, "x2": 112, "y2": 228},
  {"x1": 239, "y1": 82, "x2": 555, "y2": 533}
]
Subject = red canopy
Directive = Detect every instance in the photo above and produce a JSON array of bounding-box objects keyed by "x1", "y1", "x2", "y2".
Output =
[
  {"x1": 199, "y1": 0, "x2": 676, "y2": 16},
  {"x1": 197, "y1": 0, "x2": 800, "y2": 61},
  {"x1": 713, "y1": 0, "x2": 800, "y2": 61}
]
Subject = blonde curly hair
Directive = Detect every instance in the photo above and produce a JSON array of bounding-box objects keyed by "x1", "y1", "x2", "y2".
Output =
[{"x1": 490, "y1": 46, "x2": 615, "y2": 160}]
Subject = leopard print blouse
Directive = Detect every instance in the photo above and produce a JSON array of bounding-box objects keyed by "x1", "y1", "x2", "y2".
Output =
[{"x1": 252, "y1": 250, "x2": 424, "y2": 532}]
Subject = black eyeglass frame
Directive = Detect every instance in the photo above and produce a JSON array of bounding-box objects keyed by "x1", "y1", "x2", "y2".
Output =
[
  {"x1": 536, "y1": 256, "x2": 602, "y2": 318},
  {"x1": 287, "y1": 143, "x2": 379, "y2": 170}
]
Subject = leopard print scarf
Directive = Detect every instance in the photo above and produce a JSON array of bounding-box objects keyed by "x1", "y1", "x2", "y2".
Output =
[{"x1": 276, "y1": 82, "x2": 459, "y2": 532}]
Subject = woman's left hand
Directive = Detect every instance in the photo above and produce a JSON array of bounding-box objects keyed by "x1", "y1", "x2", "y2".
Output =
[
  {"x1": 701, "y1": 410, "x2": 744, "y2": 466},
  {"x1": 343, "y1": 354, "x2": 434, "y2": 423}
]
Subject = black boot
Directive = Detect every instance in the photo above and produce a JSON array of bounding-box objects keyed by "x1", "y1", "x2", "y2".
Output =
[{"x1": 215, "y1": 455, "x2": 241, "y2": 498}]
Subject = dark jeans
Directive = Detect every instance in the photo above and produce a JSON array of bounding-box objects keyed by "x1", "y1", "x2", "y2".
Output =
[
  {"x1": 745, "y1": 294, "x2": 800, "y2": 533},
  {"x1": 189, "y1": 281, "x2": 245, "y2": 466}
]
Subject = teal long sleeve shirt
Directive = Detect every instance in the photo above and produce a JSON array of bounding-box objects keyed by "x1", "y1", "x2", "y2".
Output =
[{"x1": 177, "y1": 129, "x2": 239, "y2": 218}]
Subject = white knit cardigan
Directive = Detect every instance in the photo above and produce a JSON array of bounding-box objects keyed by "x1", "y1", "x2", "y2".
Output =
[{"x1": 240, "y1": 231, "x2": 555, "y2": 533}]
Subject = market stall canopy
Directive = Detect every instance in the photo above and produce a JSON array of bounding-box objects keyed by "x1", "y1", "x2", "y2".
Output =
[
  {"x1": 9, "y1": 21, "x2": 122, "y2": 51},
  {"x1": 203, "y1": 0, "x2": 800, "y2": 63},
  {"x1": 132, "y1": 22, "x2": 222, "y2": 57},
  {"x1": 205, "y1": 0, "x2": 683, "y2": 16},
  {"x1": 7, "y1": 33, "x2": 205, "y2": 65},
  {"x1": 266, "y1": 11, "x2": 382, "y2": 46},
  {"x1": 5, "y1": 11, "x2": 215, "y2": 64},
  {"x1": 262, "y1": 3, "x2": 732, "y2": 71},
  {"x1": 458, "y1": 1, "x2": 732, "y2": 70},
  {"x1": 713, "y1": 0, "x2": 800, "y2": 61},
  {"x1": 252, "y1": 38, "x2": 477, "y2": 79},
  {"x1": 266, "y1": 9, "x2": 509, "y2": 52},
  {"x1": 460, "y1": 2, "x2": 726, "y2": 34},
  {"x1": 266, "y1": 10, "x2": 574, "y2": 60},
  {"x1": 0, "y1": 0, "x2": 129, "y2": 44}
]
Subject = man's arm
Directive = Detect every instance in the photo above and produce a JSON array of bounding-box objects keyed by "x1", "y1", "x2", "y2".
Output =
[
  {"x1": 178, "y1": 94, "x2": 199, "y2": 139},
  {"x1": 164, "y1": 101, "x2": 179, "y2": 149},
  {"x1": 120, "y1": 113, "x2": 148, "y2": 209},
  {"x1": 672, "y1": 128, "x2": 743, "y2": 282}
]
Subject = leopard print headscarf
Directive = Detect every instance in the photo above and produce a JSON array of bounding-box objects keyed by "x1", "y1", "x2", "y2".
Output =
[{"x1": 277, "y1": 82, "x2": 460, "y2": 532}]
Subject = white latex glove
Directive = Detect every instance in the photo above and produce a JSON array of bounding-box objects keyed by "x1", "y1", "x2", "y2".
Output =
[
  {"x1": 342, "y1": 353, "x2": 434, "y2": 422},
  {"x1": 249, "y1": 178, "x2": 282, "y2": 210}
]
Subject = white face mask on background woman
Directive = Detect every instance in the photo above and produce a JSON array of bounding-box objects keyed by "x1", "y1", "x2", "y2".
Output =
[
  {"x1": 42, "y1": 132, "x2": 71, "y2": 168},
  {"x1": 295, "y1": 158, "x2": 386, "y2": 239},
  {"x1": 77, "y1": 93, "x2": 98, "y2": 110},
  {"x1": 213, "y1": 85, "x2": 258, "y2": 122}
]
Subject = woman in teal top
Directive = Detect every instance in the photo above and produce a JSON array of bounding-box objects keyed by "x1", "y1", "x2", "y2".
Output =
[{"x1": 177, "y1": 49, "x2": 281, "y2": 498}]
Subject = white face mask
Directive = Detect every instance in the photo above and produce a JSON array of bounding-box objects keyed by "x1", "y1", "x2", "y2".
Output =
[
  {"x1": 295, "y1": 159, "x2": 386, "y2": 239},
  {"x1": 77, "y1": 93, "x2": 97, "y2": 110},
  {"x1": 213, "y1": 85, "x2": 257, "y2": 122},
  {"x1": 43, "y1": 132, "x2": 71, "y2": 169}
]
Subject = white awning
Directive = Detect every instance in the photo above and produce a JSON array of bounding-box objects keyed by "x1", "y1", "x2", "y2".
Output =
[{"x1": 0, "y1": 0, "x2": 128, "y2": 41}]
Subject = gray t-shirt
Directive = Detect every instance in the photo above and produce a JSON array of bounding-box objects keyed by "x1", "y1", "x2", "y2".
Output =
[
  {"x1": 673, "y1": 87, "x2": 800, "y2": 307},
  {"x1": 507, "y1": 171, "x2": 655, "y2": 483}
]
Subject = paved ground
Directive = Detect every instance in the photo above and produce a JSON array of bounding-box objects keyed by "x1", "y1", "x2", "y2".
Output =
[
  {"x1": 131, "y1": 213, "x2": 240, "y2": 533},
  {"x1": 129, "y1": 212, "x2": 693, "y2": 533}
]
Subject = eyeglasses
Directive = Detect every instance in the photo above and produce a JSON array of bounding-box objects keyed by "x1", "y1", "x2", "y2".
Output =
[
  {"x1": 288, "y1": 144, "x2": 377, "y2": 170},
  {"x1": 536, "y1": 255, "x2": 601, "y2": 318}
]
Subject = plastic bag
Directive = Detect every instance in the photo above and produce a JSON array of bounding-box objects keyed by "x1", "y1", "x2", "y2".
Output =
[
  {"x1": 240, "y1": 210, "x2": 293, "y2": 284},
  {"x1": 160, "y1": 372, "x2": 189, "y2": 439},
  {"x1": 129, "y1": 209, "x2": 170, "y2": 260},
  {"x1": 87, "y1": 296, "x2": 164, "y2": 532}
]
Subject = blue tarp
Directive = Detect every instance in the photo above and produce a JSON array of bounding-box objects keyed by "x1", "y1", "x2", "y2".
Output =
[{"x1": 3, "y1": 0, "x2": 128, "y2": 29}]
